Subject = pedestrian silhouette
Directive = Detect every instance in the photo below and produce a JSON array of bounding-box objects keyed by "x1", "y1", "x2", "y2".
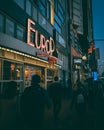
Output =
[
  {"x1": 48, "y1": 76, "x2": 63, "y2": 119},
  {"x1": 70, "y1": 82, "x2": 78, "y2": 109},
  {"x1": 0, "y1": 81, "x2": 19, "y2": 130},
  {"x1": 76, "y1": 83, "x2": 85, "y2": 114},
  {"x1": 20, "y1": 74, "x2": 51, "y2": 130},
  {"x1": 66, "y1": 77, "x2": 72, "y2": 98}
]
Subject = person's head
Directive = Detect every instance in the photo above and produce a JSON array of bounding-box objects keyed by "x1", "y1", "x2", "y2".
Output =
[
  {"x1": 54, "y1": 76, "x2": 58, "y2": 81},
  {"x1": 31, "y1": 74, "x2": 41, "y2": 86},
  {"x1": 5, "y1": 81, "x2": 17, "y2": 99}
]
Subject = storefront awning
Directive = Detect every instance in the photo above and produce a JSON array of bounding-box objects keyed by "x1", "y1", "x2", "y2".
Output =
[{"x1": 71, "y1": 46, "x2": 82, "y2": 58}]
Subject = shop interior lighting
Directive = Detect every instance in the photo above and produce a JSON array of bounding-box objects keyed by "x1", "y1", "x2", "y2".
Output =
[{"x1": 0, "y1": 47, "x2": 61, "y2": 68}]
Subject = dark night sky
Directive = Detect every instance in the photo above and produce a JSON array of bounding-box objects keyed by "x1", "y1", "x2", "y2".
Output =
[{"x1": 92, "y1": 0, "x2": 104, "y2": 59}]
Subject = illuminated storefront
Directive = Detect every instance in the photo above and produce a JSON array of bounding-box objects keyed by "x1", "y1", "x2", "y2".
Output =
[
  {"x1": 0, "y1": 18, "x2": 61, "y2": 96},
  {"x1": 0, "y1": 0, "x2": 68, "y2": 96},
  {"x1": 0, "y1": 46, "x2": 60, "y2": 95}
]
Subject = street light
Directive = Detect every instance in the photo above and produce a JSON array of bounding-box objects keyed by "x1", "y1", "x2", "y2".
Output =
[{"x1": 82, "y1": 55, "x2": 87, "y2": 60}]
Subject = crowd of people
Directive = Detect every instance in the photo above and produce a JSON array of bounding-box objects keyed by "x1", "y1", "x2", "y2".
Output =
[
  {"x1": 0, "y1": 75, "x2": 64, "y2": 130},
  {"x1": 0, "y1": 75, "x2": 104, "y2": 130}
]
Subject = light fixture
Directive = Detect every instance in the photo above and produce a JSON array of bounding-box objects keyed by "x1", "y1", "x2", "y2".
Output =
[{"x1": 82, "y1": 55, "x2": 87, "y2": 60}]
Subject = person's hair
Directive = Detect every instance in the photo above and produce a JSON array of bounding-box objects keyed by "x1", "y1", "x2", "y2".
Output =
[
  {"x1": 31, "y1": 74, "x2": 41, "y2": 86},
  {"x1": 54, "y1": 76, "x2": 58, "y2": 81},
  {"x1": 5, "y1": 81, "x2": 17, "y2": 99}
]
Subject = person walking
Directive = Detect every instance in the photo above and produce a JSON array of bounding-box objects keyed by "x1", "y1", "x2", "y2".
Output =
[
  {"x1": 0, "y1": 81, "x2": 20, "y2": 130},
  {"x1": 20, "y1": 74, "x2": 51, "y2": 130},
  {"x1": 48, "y1": 76, "x2": 63, "y2": 120}
]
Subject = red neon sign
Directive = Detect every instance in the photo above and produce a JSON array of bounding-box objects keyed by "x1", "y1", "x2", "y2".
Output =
[{"x1": 27, "y1": 18, "x2": 55, "y2": 55}]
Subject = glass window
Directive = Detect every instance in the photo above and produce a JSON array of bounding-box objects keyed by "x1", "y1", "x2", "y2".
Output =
[
  {"x1": 58, "y1": 3, "x2": 64, "y2": 15},
  {"x1": 41, "y1": 0, "x2": 46, "y2": 5},
  {"x1": 6, "y1": 18, "x2": 14, "y2": 37},
  {"x1": 3, "y1": 60, "x2": 23, "y2": 80},
  {"x1": 47, "y1": 69, "x2": 54, "y2": 87},
  {"x1": 24, "y1": 65, "x2": 45, "y2": 88},
  {"x1": 33, "y1": 6, "x2": 37, "y2": 21},
  {"x1": 54, "y1": 13, "x2": 61, "y2": 26},
  {"x1": 13, "y1": 0, "x2": 24, "y2": 9},
  {"x1": 54, "y1": 21, "x2": 61, "y2": 34},
  {"x1": 47, "y1": 1, "x2": 50, "y2": 20},
  {"x1": 30, "y1": 31, "x2": 35, "y2": 44},
  {"x1": 16, "y1": 25, "x2": 24, "y2": 41},
  {"x1": 26, "y1": 0, "x2": 32, "y2": 16},
  {"x1": 0, "y1": 14, "x2": 4, "y2": 32},
  {"x1": 37, "y1": 1, "x2": 46, "y2": 16},
  {"x1": 54, "y1": 0, "x2": 58, "y2": 11},
  {"x1": 58, "y1": 11, "x2": 64, "y2": 23}
]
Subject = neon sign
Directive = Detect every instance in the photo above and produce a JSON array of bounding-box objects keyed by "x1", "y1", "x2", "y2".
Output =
[
  {"x1": 27, "y1": 18, "x2": 55, "y2": 55},
  {"x1": 36, "y1": 51, "x2": 58, "y2": 64}
]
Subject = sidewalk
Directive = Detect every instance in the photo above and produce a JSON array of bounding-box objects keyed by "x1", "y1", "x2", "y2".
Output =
[
  {"x1": 42, "y1": 96, "x2": 104, "y2": 130},
  {"x1": 43, "y1": 97, "x2": 74, "y2": 130}
]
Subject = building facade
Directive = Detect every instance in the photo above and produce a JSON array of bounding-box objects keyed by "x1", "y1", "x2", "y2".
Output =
[
  {"x1": 0, "y1": 0, "x2": 69, "y2": 95},
  {"x1": 69, "y1": 0, "x2": 94, "y2": 83}
]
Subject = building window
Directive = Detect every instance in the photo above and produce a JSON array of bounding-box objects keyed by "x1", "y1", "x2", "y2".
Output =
[
  {"x1": 3, "y1": 60, "x2": 23, "y2": 80},
  {"x1": 54, "y1": 13, "x2": 61, "y2": 26},
  {"x1": 54, "y1": 21, "x2": 61, "y2": 34},
  {"x1": 26, "y1": 0, "x2": 32, "y2": 16},
  {"x1": 47, "y1": 1, "x2": 50, "y2": 20},
  {"x1": 24, "y1": 65, "x2": 44, "y2": 88},
  {"x1": 54, "y1": 0, "x2": 58, "y2": 12},
  {"x1": 37, "y1": 1, "x2": 46, "y2": 16},
  {"x1": 30, "y1": 31, "x2": 35, "y2": 44},
  {"x1": 58, "y1": 3, "x2": 64, "y2": 15},
  {"x1": 16, "y1": 25, "x2": 24, "y2": 41},
  {"x1": 41, "y1": 0, "x2": 46, "y2": 5},
  {"x1": 6, "y1": 18, "x2": 14, "y2": 37},
  {"x1": 53, "y1": 2, "x2": 64, "y2": 34},
  {"x1": 0, "y1": 14, "x2": 4, "y2": 32},
  {"x1": 33, "y1": 6, "x2": 37, "y2": 21},
  {"x1": 13, "y1": 0, "x2": 24, "y2": 9}
]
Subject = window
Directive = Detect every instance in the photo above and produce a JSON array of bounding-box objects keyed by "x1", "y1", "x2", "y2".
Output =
[
  {"x1": 54, "y1": 21, "x2": 61, "y2": 34},
  {"x1": 0, "y1": 14, "x2": 4, "y2": 32},
  {"x1": 24, "y1": 65, "x2": 45, "y2": 88},
  {"x1": 58, "y1": 3, "x2": 64, "y2": 15},
  {"x1": 54, "y1": 13, "x2": 61, "y2": 26},
  {"x1": 26, "y1": 0, "x2": 32, "y2": 16},
  {"x1": 3, "y1": 60, "x2": 23, "y2": 80},
  {"x1": 58, "y1": 11, "x2": 64, "y2": 23},
  {"x1": 37, "y1": 1, "x2": 46, "y2": 16},
  {"x1": 16, "y1": 25, "x2": 24, "y2": 41},
  {"x1": 6, "y1": 18, "x2": 14, "y2": 37},
  {"x1": 47, "y1": 1, "x2": 50, "y2": 20},
  {"x1": 33, "y1": 6, "x2": 37, "y2": 21},
  {"x1": 41, "y1": 0, "x2": 46, "y2": 5},
  {"x1": 13, "y1": 0, "x2": 24, "y2": 9},
  {"x1": 54, "y1": 3, "x2": 64, "y2": 34},
  {"x1": 30, "y1": 31, "x2": 35, "y2": 44},
  {"x1": 54, "y1": 0, "x2": 58, "y2": 11}
]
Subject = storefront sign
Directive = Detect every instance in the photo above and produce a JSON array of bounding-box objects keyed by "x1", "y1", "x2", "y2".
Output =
[
  {"x1": 36, "y1": 52, "x2": 57, "y2": 64},
  {"x1": 74, "y1": 58, "x2": 82, "y2": 63},
  {"x1": 48, "y1": 56, "x2": 57, "y2": 64},
  {"x1": 27, "y1": 18, "x2": 55, "y2": 55}
]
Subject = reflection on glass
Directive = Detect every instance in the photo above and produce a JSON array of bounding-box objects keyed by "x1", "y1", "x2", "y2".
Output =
[
  {"x1": 24, "y1": 65, "x2": 45, "y2": 88},
  {"x1": 3, "y1": 60, "x2": 23, "y2": 80}
]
